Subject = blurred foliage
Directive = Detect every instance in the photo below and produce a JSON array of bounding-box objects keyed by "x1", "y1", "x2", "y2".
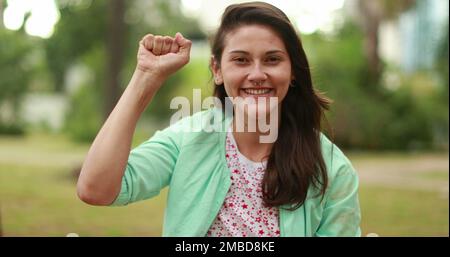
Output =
[
  {"x1": 304, "y1": 21, "x2": 448, "y2": 150},
  {"x1": 0, "y1": 0, "x2": 447, "y2": 150},
  {"x1": 64, "y1": 82, "x2": 102, "y2": 142},
  {"x1": 46, "y1": 0, "x2": 204, "y2": 92},
  {"x1": 45, "y1": 0, "x2": 108, "y2": 92},
  {"x1": 43, "y1": 0, "x2": 204, "y2": 141},
  {"x1": 63, "y1": 45, "x2": 104, "y2": 142},
  {"x1": 0, "y1": 28, "x2": 34, "y2": 135},
  {"x1": 436, "y1": 24, "x2": 449, "y2": 103}
]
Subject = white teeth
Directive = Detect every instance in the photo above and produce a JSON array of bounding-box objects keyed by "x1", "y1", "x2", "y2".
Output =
[{"x1": 243, "y1": 89, "x2": 271, "y2": 95}]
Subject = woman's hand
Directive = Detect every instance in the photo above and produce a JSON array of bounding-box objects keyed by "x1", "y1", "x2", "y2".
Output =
[{"x1": 136, "y1": 32, "x2": 192, "y2": 80}]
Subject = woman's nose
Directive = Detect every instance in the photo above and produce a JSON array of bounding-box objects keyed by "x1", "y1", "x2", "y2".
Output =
[{"x1": 247, "y1": 64, "x2": 267, "y2": 82}]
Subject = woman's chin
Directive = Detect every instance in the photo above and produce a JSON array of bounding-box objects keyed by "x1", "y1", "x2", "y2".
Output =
[
  {"x1": 241, "y1": 104, "x2": 278, "y2": 119},
  {"x1": 233, "y1": 96, "x2": 279, "y2": 128}
]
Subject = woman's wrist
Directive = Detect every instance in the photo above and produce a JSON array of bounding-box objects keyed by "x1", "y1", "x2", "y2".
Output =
[
  {"x1": 133, "y1": 67, "x2": 167, "y2": 84},
  {"x1": 127, "y1": 68, "x2": 166, "y2": 112}
]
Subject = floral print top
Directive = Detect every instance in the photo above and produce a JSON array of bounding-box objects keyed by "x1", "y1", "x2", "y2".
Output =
[{"x1": 207, "y1": 130, "x2": 280, "y2": 237}]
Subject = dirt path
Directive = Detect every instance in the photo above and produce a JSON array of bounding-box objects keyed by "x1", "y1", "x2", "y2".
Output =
[{"x1": 351, "y1": 154, "x2": 449, "y2": 195}]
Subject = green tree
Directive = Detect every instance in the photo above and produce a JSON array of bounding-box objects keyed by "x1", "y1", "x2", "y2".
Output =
[
  {"x1": 47, "y1": 0, "x2": 204, "y2": 141},
  {"x1": 105, "y1": 0, "x2": 125, "y2": 120},
  {"x1": 45, "y1": 0, "x2": 108, "y2": 92},
  {"x1": 304, "y1": 19, "x2": 443, "y2": 150},
  {"x1": 0, "y1": 27, "x2": 35, "y2": 134},
  {"x1": 357, "y1": 0, "x2": 416, "y2": 91}
]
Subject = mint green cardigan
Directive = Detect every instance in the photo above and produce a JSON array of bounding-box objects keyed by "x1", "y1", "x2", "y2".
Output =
[{"x1": 111, "y1": 108, "x2": 361, "y2": 237}]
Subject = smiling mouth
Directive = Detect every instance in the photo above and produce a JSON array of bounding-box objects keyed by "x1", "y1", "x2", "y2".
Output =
[{"x1": 241, "y1": 88, "x2": 273, "y2": 95}]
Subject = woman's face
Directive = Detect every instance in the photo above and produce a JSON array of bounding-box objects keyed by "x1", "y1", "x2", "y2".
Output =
[{"x1": 212, "y1": 24, "x2": 292, "y2": 121}]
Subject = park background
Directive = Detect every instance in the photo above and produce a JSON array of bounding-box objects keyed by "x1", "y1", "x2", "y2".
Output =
[{"x1": 0, "y1": 0, "x2": 448, "y2": 236}]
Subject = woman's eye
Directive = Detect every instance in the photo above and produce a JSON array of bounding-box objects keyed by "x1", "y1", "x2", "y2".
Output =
[
  {"x1": 233, "y1": 57, "x2": 248, "y2": 64},
  {"x1": 266, "y1": 56, "x2": 281, "y2": 63}
]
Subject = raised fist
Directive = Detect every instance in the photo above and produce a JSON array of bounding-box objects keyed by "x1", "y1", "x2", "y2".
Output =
[{"x1": 136, "y1": 32, "x2": 192, "y2": 79}]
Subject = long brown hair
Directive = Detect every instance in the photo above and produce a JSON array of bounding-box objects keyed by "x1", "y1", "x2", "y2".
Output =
[{"x1": 211, "y1": 2, "x2": 332, "y2": 210}]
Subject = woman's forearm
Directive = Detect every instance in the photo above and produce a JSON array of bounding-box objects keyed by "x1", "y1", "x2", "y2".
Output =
[{"x1": 77, "y1": 70, "x2": 164, "y2": 205}]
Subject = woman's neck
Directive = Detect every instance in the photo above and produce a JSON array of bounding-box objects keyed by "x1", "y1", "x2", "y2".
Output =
[{"x1": 231, "y1": 118, "x2": 274, "y2": 163}]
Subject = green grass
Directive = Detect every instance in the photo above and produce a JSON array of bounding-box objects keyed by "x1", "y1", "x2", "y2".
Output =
[
  {"x1": 359, "y1": 185, "x2": 448, "y2": 236},
  {"x1": 0, "y1": 133, "x2": 448, "y2": 236},
  {"x1": 347, "y1": 150, "x2": 448, "y2": 161},
  {"x1": 417, "y1": 170, "x2": 449, "y2": 181},
  {"x1": 0, "y1": 131, "x2": 166, "y2": 236},
  {"x1": 0, "y1": 163, "x2": 167, "y2": 236}
]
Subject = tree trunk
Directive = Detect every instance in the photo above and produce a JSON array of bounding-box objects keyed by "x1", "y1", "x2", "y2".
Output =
[
  {"x1": 357, "y1": 0, "x2": 416, "y2": 90},
  {"x1": 104, "y1": 0, "x2": 125, "y2": 120},
  {"x1": 358, "y1": 0, "x2": 383, "y2": 89},
  {"x1": 365, "y1": 14, "x2": 381, "y2": 87}
]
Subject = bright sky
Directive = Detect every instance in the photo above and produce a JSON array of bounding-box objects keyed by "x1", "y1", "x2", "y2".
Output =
[
  {"x1": 3, "y1": 0, "x2": 60, "y2": 38},
  {"x1": 2, "y1": 0, "x2": 344, "y2": 38},
  {"x1": 180, "y1": 0, "x2": 346, "y2": 34}
]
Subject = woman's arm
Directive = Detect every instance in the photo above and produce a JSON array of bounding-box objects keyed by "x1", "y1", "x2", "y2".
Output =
[
  {"x1": 77, "y1": 33, "x2": 191, "y2": 205},
  {"x1": 315, "y1": 162, "x2": 361, "y2": 237}
]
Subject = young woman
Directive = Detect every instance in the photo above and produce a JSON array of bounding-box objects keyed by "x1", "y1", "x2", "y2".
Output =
[{"x1": 77, "y1": 2, "x2": 361, "y2": 237}]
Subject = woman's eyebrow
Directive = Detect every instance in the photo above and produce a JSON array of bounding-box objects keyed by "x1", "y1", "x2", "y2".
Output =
[
  {"x1": 228, "y1": 50, "x2": 250, "y2": 55},
  {"x1": 266, "y1": 50, "x2": 286, "y2": 55},
  {"x1": 227, "y1": 50, "x2": 286, "y2": 55}
]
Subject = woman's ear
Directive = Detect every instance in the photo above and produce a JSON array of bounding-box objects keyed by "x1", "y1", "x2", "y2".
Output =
[{"x1": 211, "y1": 55, "x2": 223, "y2": 85}]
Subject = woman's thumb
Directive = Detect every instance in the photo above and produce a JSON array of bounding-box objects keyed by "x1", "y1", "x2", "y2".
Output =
[{"x1": 175, "y1": 32, "x2": 192, "y2": 51}]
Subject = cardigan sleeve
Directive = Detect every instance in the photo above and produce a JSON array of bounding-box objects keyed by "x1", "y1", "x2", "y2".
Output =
[
  {"x1": 110, "y1": 126, "x2": 182, "y2": 206},
  {"x1": 315, "y1": 155, "x2": 362, "y2": 237}
]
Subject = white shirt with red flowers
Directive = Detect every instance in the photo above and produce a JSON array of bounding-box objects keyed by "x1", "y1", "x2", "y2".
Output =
[{"x1": 207, "y1": 130, "x2": 280, "y2": 237}]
